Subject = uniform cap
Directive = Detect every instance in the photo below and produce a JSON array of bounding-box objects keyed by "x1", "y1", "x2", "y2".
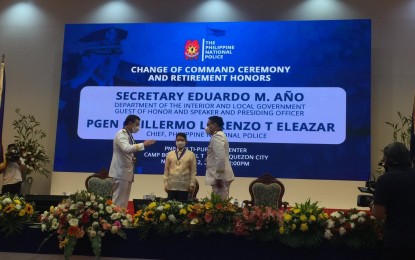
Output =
[{"x1": 80, "y1": 27, "x2": 128, "y2": 55}]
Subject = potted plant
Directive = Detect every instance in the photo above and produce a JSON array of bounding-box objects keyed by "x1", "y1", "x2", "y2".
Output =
[
  {"x1": 376, "y1": 111, "x2": 413, "y2": 174},
  {"x1": 11, "y1": 108, "x2": 50, "y2": 194}
]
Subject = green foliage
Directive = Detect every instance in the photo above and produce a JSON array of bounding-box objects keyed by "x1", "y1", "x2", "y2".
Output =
[
  {"x1": 0, "y1": 193, "x2": 36, "y2": 237},
  {"x1": 133, "y1": 200, "x2": 190, "y2": 239},
  {"x1": 12, "y1": 108, "x2": 50, "y2": 177},
  {"x1": 385, "y1": 111, "x2": 412, "y2": 149},
  {"x1": 6, "y1": 194, "x2": 385, "y2": 256},
  {"x1": 325, "y1": 209, "x2": 383, "y2": 249},
  {"x1": 277, "y1": 199, "x2": 328, "y2": 248},
  {"x1": 133, "y1": 193, "x2": 240, "y2": 239},
  {"x1": 64, "y1": 236, "x2": 77, "y2": 260},
  {"x1": 39, "y1": 190, "x2": 133, "y2": 259},
  {"x1": 0, "y1": 214, "x2": 24, "y2": 237},
  {"x1": 376, "y1": 111, "x2": 413, "y2": 174},
  {"x1": 89, "y1": 236, "x2": 102, "y2": 259},
  {"x1": 233, "y1": 205, "x2": 280, "y2": 241}
]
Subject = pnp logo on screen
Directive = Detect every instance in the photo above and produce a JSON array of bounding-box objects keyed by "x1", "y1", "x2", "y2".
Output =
[{"x1": 184, "y1": 40, "x2": 200, "y2": 60}]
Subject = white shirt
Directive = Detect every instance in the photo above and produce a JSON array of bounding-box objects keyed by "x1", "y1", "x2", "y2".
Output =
[
  {"x1": 164, "y1": 148, "x2": 197, "y2": 191},
  {"x1": 205, "y1": 131, "x2": 235, "y2": 185},
  {"x1": 109, "y1": 129, "x2": 145, "y2": 182},
  {"x1": 3, "y1": 162, "x2": 23, "y2": 185}
]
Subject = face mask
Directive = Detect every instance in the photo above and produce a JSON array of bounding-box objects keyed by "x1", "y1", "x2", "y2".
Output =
[
  {"x1": 176, "y1": 141, "x2": 186, "y2": 149},
  {"x1": 132, "y1": 125, "x2": 140, "y2": 133},
  {"x1": 205, "y1": 126, "x2": 210, "y2": 135}
]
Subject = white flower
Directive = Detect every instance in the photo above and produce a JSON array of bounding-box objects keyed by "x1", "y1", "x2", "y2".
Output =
[
  {"x1": 106, "y1": 206, "x2": 113, "y2": 213},
  {"x1": 92, "y1": 221, "x2": 100, "y2": 228},
  {"x1": 111, "y1": 225, "x2": 118, "y2": 234},
  {"x1": 111, "y1": 212, "x2": 121, "y2": 220},
  {"x1": 93, "y1": 212, "x2": 99, "y2": 219},
  {"x1": 85, "y1": 201, "x2": 92, "y2": 207},
  {"x1": 156, "y1": 205, "x2": 164, "y2": 211},
  {"x1": 48, "y1": 214, "x2": 54, "y2": 221},
  {"x1": 350, "y1": 214, "x2": 358, "y2": 220},
  {"x1": 358, "y1": 217, "x2": 366, "y2": 223},
  {"x1": 69, "y1": 218, "x2": 79, "y2": 226},
  {"x1": 87, "y1": 227, "x2": 97, "y2": 237},
  {"x1": 90, "y1": 195, "x2": 96, "y2": 202},
  {"x1": 357, "y1": 211, "x2": 367, "y2": 217},
  {"x1": 330, "y1": 211, "x2": 342, "y2": 219},
  {"x1": 15, "y1": 204, "x2": 22, "y2": 210},
  {"x1": 339, "y1": 217, "x2": 346, "y2": 224},
  {"x1": 99, "y1": 204, "x2": 104, "y2": 210},
  {"x1": 350, "y1": 222, "x2": 355, "y2": 229},
  {"x1": 70, "y1": 204, "x2": 77, "y2": 210},
  {"x1": 324, "y1": 229, "x2": 333, "y2": 239},
  {"x1": 339, "y1": 227, "x2": 346, "y2": 235},
  {"x1": 122, "y1": 219, "x2": 131, "y2": 227},
  {"x1": 168, "y1": 214, "x2": 177, "y2": 223},
  {"x1": 126, "y1": 214, "x2": 133, "y2": 222},
  {"x1": 2, "y1": 198, "x2": 12, "y2": 205},
  {"x1": 326, "y1": 219, "x2": 335, "y2": 229},
  {"x1": 51, "y1": 221, "x2": 59, "y2": 230},
  {"x1": 41, "y1": 223, "x2": 47, "y2": 232}
]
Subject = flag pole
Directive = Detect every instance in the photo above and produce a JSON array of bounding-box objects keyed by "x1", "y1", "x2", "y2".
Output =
[
  {"x1": 410, "y1": 95, "x2": 415, "y2": 167},
  {"x1": 0, "y1": 55, "x2": 6, "y2": 171}
]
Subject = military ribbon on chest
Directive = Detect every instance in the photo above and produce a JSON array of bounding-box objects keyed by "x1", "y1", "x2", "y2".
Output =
[{"x1": 129, "y1": 133, "x2": 135, "y2": 145}]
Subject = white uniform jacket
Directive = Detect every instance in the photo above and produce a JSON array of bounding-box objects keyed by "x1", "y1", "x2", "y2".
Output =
[
  {"x1": 205, "y1": 131, "x2": 235, "y2": 185},
  {"x1": 109, "y1": 129, "x2": 144, "y2": 182}
]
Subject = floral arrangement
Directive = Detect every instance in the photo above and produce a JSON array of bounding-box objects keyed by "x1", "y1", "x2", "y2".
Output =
[
  {"x1": 277, "y1": 199, "x2": 328, "y2": 248},
  {"x1": 39, "y1": 190, "x2": 132, "y2": 259},
  {"x1": 233, "y1": 205, "x2": 280, "y2": 241},
  {"x1": 133, "y1": 200, "x2": 189, "y2": 238},
  {"x1": 133, "y1": 193, "x2": 240, "y2": 238},
  {"x1": 324, "y1": 208, "x2": 383, "y2": 248},
  {"x1": 0, "y1": 193, "x2": 35, "y2": 237},
  {"x1": 185, "y1": 193, "x2": 239, "y2": 235},
  {"x1": 12, "y1": 108, "x2": 50, "y2": 177}
]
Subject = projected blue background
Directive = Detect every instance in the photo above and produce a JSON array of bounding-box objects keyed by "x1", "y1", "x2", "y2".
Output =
[{"x1": 55, "y1": 20, "x2": 371, "y2": 181}]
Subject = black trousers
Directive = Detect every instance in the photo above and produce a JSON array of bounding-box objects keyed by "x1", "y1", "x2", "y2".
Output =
[
  {"x1": 1, "y1": 182, "x2": 22, "y2": 195},
  {"x1": 167, "y1": 190, "x2": 189, "y2": 202}
]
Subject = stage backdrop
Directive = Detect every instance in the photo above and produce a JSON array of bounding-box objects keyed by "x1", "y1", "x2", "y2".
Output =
[{"x1": 54, "y1": 20, "x2": 371, "y2": 181}]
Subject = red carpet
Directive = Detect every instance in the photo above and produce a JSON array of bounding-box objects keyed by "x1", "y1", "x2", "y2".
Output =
[{"x1": 127, "y1": 201, "x2": 135, "y2": 214}]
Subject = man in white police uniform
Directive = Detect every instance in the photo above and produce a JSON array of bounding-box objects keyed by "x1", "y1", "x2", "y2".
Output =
[
  {"x1": 109, "y1": 115, "x2": 156, "y2": 208},
  {"x1": 205, "y1": 115, "x2": 235, "y2": 199}
]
